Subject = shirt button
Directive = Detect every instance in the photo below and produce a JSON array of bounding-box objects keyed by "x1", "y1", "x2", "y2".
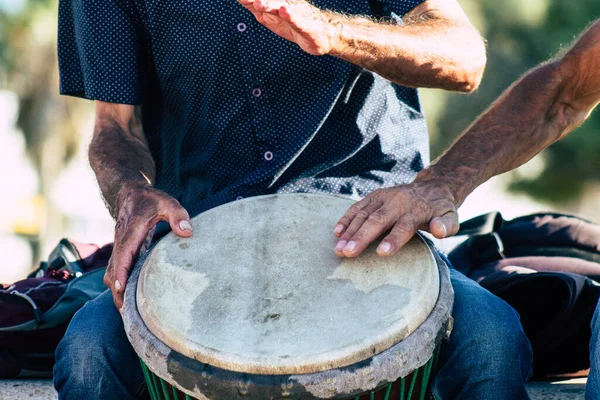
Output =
[
  {"x1": 264, "y1": 151, "x2": 274, "y2": 161},
  {"x1": 237, "y1": 23, "x2": 247, "y2": 32},
  {"x1": 236, "y1": 196, "x2": 244, "y2": 201},
  {"x1": 252, "y1": 88, "x2": 262, "y2": 98}
]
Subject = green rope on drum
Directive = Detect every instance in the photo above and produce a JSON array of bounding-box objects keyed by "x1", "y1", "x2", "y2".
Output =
[
  {"x1": 419, "y1": 354, "x2": 435, "y2": 400},
  {"x1": 420, "y1": 345, "x2": 443, "y2": 400},
  {"x1": 400, "y1": 377, "x2": 405, "y2": 400},
  {"x1": 406, "y1": 367, "x2": 419, "y2": 400},
  {"x1": 159, "y1": 378, "x2": 172, "y2": 400},
  {"x1": 384, "y1": 382, "x2": 393, "y2": 400},
  {"x1": 151, "y1": 371, "x2": 165, "y2": 399},
  {"x1": 140, "y1": 360, "x2": 160, "y2": 400},
  {"x1": 172, "y1": 385, "x2": 180, "y2": 400},
  {"x1": 433, "y1": 344, "x2": 442, "y2": 372}
]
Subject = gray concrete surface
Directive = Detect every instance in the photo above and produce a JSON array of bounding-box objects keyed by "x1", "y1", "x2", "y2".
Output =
[
  {"x1": 527, "y1": 378, "x2": 587, "y2": 399},
  {"x1": 0, "y1": 378, "x2": 587, "y2": 399},
  {"x1": 0, "y1": 380, "x2": 57, "y2": 400}
]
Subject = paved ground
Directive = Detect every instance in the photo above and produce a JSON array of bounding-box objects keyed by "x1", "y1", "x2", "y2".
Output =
[
  {"x1": 0, "y1": 378, "x2": 588, "y2": 399},
  {"x1": 0, "y1": 380, "x2": 58, "y2": 400},
  {"x1": 527, "y1": 378, "x2": 587, "y2": 399}
]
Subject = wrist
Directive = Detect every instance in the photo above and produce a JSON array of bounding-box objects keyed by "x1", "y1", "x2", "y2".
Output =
[
  {"x1": 325, "y1": 13, "x2": 345, "y2": 56},
  {"x1": 115, "y1": 180, "x2": 153, "y2": 217},
  {"x1": 414, "y1": 165, "x2": 479, "y2": 208}
]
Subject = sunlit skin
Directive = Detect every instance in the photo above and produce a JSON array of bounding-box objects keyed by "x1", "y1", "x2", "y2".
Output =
[
  {"x1": 237, "y1": 0, "x2": 486, "y2": 91},
  {"x1": 89, "y1": 0, "x2": 486, "y2": 309},
  {"x1": 334, "y1": 19, "x2": 600, "y2": 259}
]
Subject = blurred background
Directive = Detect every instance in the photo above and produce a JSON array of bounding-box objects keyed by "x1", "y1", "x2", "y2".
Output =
[{"x1": 0, "y1": 0, "x2": 598, "y2": 283}]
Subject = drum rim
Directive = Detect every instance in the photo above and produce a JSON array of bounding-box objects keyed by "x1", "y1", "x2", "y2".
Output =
[
  {"x1": 136, "y1": 193, "x2": 441, "y2": 376},
  {"x1": 123, "y1": 235, "x2": 454, "y2": 400}
]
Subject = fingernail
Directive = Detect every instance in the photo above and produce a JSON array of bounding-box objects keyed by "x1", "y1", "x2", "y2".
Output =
[
  {"x1": 115, "y1": 280, "x2": 122, "y2": 292},
  {"x1": 378, "y1": 242, "x2": 392, "y2": 255},
  {"x1": 335, "y1": 240, "x2": 347, "y2": 252},
  {"x1": 180, "y1": 220, "x2": 193, "y2": 232},
  {"x1": 439, "y1": 222, "x2": 447, "y2": 238},
  {"x1": 343, "y1": 241, "x2": 356, "y2": 253},
  {"x1": 334, "y1": 224, "x2": 344, "y2": 235}
]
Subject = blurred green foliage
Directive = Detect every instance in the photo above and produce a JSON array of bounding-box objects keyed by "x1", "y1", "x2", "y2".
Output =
[{"x1": 429, "y1": 0, "x2": 600, "y2": 203}]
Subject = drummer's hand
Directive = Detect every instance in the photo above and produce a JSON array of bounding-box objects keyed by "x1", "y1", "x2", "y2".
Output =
[
  {"x1": 333, "y1": 177, "x2": 460, "y2": 258},
  {"x1": 237, "y1": 0, "x2": 337, "y2": 56},
  {"x1": 105, "y1": 184, "x2": 193, "y2": 310}
]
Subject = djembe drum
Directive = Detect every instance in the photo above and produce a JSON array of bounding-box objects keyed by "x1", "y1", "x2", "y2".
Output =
[{"x1": 123, "y1": 193, "x2": 454, "y2": 400}]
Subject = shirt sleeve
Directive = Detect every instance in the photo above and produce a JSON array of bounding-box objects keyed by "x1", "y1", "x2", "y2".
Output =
[
  {"x1": 368, "y1": 0, "x2": 426, "y2": 19},
  {"x1": 57, "y1": 0, "x2": 147, "y2": 104}
]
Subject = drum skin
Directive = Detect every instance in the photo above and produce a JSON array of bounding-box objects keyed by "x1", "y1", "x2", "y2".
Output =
[{"x1": 123, "y1": 194, "x2": 454, "y2": 399}]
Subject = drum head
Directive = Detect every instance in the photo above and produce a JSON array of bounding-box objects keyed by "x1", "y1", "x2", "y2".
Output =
[{"x1": 137, "y1": 194, "x2": 439, "y2": 375}]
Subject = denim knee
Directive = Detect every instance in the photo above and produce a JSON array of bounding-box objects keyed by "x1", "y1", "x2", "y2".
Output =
[
  {"x1": 451, "y1": 270, "x2": 532, "y2": 375},
  {"x1": 432, "y1": 269, "x2": 532, "y2": 400},
  {"x1": 467, "y1": 295, "x2": 532, "y2": 371},
  {"x1": 54, "y1": 290, "x2": 145, "y2": 400}
]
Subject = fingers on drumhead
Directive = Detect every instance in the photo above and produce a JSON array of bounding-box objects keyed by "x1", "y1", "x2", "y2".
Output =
[
  {"x1": 338, "y1": 201, "x2": 382, "y2": 242},
  {"x1": 377, "y1": 220, "x2": 417, "y2": 257},
  {"x1": 334, "y1": 196, "x2": 374, "y2": 236},
  {"x1": 340, "y1": 209, "x2": 397, "y2": 257}
]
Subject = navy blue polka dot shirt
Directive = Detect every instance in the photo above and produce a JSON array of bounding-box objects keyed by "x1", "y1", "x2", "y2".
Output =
[{"x1": 58, "y1": 0, "x2": 429, "y2": 217}]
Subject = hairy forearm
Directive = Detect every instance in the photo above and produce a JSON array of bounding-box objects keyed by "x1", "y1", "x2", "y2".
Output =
[
  {"x1": 422, "y1": 63, "x2": 565, "y2": 205},
  {"x1": 422, "y1": 20, "x2": 600, "y2": 207},
  {"x1": 89, "y1": 106, "x2": 155, "y2": 219},
  {"x1": 327, "y1": 2, "x2": 486, "y2": 91}
]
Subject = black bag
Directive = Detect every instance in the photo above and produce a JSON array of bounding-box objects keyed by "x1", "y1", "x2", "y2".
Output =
[
  {"x1": 448, "y1": 212, "x2": 600, "y2": 379},
  {"x1": 0, "y1": 239, "x2": 111, "y2": 378}
]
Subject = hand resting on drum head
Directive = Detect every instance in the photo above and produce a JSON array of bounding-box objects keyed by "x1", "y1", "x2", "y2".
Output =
[
  {"x1": 105, "y1": 184, "x2": 193, "y2": 310},
  {"x1": 334, "y1": 170, "x2": 460, "y2": 259}
]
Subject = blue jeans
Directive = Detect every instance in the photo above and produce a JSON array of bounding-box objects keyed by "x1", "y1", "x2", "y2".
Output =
[
  {"x1": 587, "y1": 301, "x2": 600, "y2": 399},
  {"x1": 54, "y1": 267, "x2": 532, "y2": 399}
]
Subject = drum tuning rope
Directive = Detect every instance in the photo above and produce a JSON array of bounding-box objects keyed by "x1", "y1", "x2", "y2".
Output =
[{"x1": 355, "y1": 345, "x2": 441, "y2": 400}]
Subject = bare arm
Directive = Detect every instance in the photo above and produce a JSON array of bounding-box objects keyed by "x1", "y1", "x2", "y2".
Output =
[
  {"x1": 334, "y1": 19, "x2": 600, "y2": 258},
  {"x1": 90, "y1": 103, "x2": 156, "y2": 217},
  {"x1": 238, "y1": 0, "x2": 486, "y2": 92},
  {"x1": 90, "y1": 102, "x2": 192, "y2": 309},
  {"x1": 426, "y1": 18, "x2": 600, "y2": 207}
]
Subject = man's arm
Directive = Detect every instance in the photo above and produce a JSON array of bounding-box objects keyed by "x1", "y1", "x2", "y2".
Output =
[
  {"x1": 334, "y1": 19, "x2": 600, "y2": 258},
  {"x1": 425, "y1": 19, "x2": 600, "y2": 206},
  {"x1": 90, "y1": 102, "x2": 193, "y2": 309},
  {"x1": 238, "y1": 0, "x2": 486, "y2": 92}
]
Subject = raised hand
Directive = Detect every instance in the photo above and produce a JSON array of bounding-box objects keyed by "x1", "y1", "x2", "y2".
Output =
[
  {"x1": 237, "y1": 0, "x2": 338, "y2": 55},
  {"x1": 105, "y1": 184, "x2": 193, "y2": 310},
  {"x1": 333, "y1": 178, "x2": 460, "y2": 258}
]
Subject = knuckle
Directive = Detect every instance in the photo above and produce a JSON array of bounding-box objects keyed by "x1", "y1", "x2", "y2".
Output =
[
  {"x1": 368, "y1": 212, "x2": 387, "y2": 225},
  {"x1": 338, "y1": 215, "x2": 351, "y2": 224},
  {"x1": 436, "y1": 200, "x2": 456, "y2": 214},
  {"x1": 395, "y1": 221, "x2": 414, "y2": 235},
  {"x1": 349, "y1": 231, "x2": 366, "y2": 243},
  {"x1": 348, "y1": 204, "x2": 362, "y2": 214},
  {"x1": 356, "y1": 210, "x2": 370, "y2": 220}
]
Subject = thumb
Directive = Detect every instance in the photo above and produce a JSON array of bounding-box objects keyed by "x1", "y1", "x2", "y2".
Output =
[
  {"x1": 164, "y1": 202, "x2": 193, "y2": 238},
  {"x1": 429, "y1": 212, "x2": 459, "y2": 239}
]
